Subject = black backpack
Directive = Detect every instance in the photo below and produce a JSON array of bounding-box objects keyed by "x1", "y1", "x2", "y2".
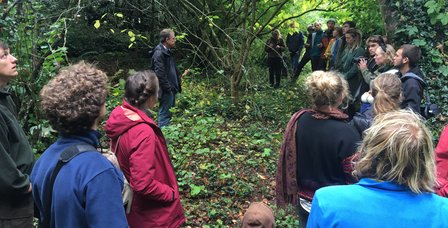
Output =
[{"x1": 401, "y1": 72, "x2": 439, "y2": 119}]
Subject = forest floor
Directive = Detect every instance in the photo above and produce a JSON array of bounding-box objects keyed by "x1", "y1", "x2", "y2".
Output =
[{"x1": 158, "y1": 72, "x2": 309, "y2": 227}]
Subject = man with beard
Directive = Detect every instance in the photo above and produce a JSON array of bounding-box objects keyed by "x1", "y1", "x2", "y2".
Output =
[{"x1": 393, "y1": 44, "x2": 424, "y2": 114}]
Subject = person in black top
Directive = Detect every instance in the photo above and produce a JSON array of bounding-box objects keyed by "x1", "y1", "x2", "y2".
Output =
[
  {"x1": 286, "y1": 22, "x2": 304, "y2": 77},
  {"x1": 265, "y1": 29, "x2": 286, "y2": 88},
  {"x1": 291, "y1": 71, "x2": 360, "y2": 227},
  {"x1": 393, "y1": 44, "x2": 425, "y2": 114},
  {"x1": 292, "y1": 25, "x2": 315, "y2": 82}
]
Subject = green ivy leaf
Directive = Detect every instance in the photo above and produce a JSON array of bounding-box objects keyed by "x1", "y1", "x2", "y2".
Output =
[
  {"x1": 412, "y1": 39, "x2": 427, "y2": 46},
  {"x1": 439, "y1": 65, "x2": 448, "y2": 77},
  {"x1": 190, "y1": 184, "x2": 205, "y2": 196},
  {"x1": 93, "y1": 20, "x2": 100, "y2": 29}
]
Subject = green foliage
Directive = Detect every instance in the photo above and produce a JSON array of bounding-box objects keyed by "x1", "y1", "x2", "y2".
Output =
[
  {"x1": 335, "y1": 0, "x2": 384, "y2": 36},
  {"x1": 1, "y1": 1, "x2": 69, "y2": 153},
  {"x1": 424, "y1": 0, "x2": 448, "y2": 25}
]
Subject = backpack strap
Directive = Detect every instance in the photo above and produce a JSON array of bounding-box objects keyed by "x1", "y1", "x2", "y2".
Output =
[
  {"x1": 401, "y1": 72, "x2": 426, "y2": 87},
  {"x1": 401, "y1": 72, "x2": 432, "y2": 104},
  {"x1": 41, "y1": 143, "x2": 97, "y2": 228}
]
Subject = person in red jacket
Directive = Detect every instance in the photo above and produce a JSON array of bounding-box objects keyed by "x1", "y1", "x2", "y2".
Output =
[
  {"x1": 105, "y1": 70, "x2": 185, "y2": 227},
  {"x1": 435, "y1": 125, "x2": 448, "y2": 197}
]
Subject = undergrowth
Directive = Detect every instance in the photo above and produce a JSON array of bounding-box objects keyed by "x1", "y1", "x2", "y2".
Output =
[{"x1": 157, "y1": 72, "x2": 309, "y2": 227}]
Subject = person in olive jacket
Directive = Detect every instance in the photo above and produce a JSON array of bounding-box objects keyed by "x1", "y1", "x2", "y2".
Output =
[
  {"x1": 0, "y1": 41, "x2": 34, "y2": 227},
  {"x1": 336, "y1": 28, "x2": 367, "y2": 117}
]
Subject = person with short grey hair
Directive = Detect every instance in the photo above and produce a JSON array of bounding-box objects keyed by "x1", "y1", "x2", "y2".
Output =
[{"x1": 149, "y1": 28, "x2": 189, "y2": 127}]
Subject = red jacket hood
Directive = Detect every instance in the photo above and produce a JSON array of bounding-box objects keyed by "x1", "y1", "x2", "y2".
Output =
[{"x1": 105, "y1": 101, "x2": 158, "y2": 139}]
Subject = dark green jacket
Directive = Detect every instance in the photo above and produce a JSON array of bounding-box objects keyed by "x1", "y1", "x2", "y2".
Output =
[
  {"x1": 337, "y1": 47, "x2": 367, "y2": 100},
  {"x1": 0, "y1": 87, "x2": 34, "y2": 218}
]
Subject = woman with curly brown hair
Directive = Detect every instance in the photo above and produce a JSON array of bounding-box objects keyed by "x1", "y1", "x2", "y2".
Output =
[
  {"x1": 105, "y1": 70, "x2": 185, "y2": 227},
  {"x1": 31, "y1": 62, "x2": 128, "y2": 228},
  {"x1": 276, "y1": 71, "x2": 360, "y2": 228}
]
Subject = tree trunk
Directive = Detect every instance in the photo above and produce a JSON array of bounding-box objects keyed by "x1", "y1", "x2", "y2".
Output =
[
  {"x1": 230, "y1": 76, "x2": 239, "y2": 102},
  {"x1": 377, "y1": 0, "x2": 399, "y2": 43}
]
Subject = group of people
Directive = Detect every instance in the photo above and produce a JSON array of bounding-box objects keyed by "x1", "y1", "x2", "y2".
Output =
[
  {"x1": 267, "y1": 19, "x2": 427, "y2": 123},
  {"x1": 0, "y1": 29, "x2": 185, "y2": 228},
  {"x1": 1, "y1": 22, "x2": 446, "y2": 228},
  {"x1": 276, "y1": 70, "x2": 448, "y2": 227}
]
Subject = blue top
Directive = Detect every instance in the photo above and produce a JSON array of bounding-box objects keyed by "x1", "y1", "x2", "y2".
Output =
[
  {"x1": 307, "y1": 178, "x2": 448, "y2": 228},
  {"x1": 31, "y1": 130, "x2": 128, "y2": 228}
]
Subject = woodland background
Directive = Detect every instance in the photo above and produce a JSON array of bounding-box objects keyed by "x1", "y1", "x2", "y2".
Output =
[{"x1": 1, "y1": 0, "x2": 447, "y2": 226}]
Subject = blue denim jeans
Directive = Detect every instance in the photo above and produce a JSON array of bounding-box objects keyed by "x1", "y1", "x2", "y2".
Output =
[
  {"x1": 158, "y1": 91, "x2": 176, "y2": 127},
  {"x1": 290, "y1": 52, "x2": 300, "y2": 71}
]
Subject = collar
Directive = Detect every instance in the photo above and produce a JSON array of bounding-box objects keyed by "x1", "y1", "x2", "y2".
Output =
[
  {"x1": 122, "y1": 100, "x2": 157, "y2": 126},
  {"x1": 59, "y1": 130, "x2": 102, "y2": 147},
  {"x1": 0, "y1": 85, "x2": 11, "y2": 97},
  {"x1": 358, "y1": 178, "x2": 409, "y2": 192}
]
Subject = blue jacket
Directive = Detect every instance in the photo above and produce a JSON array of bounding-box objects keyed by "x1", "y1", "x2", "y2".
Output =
[
  {"x1": 31, "y1": 130, "x2": 128, "y2": 228},
  {"x1": 307, "y1": 178, "x2": 448, "y2": 228}
]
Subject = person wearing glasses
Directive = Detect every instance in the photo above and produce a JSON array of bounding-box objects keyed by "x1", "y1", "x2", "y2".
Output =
[{"x1": 149, "y1": 29, "x2": 188, "y2": 127}]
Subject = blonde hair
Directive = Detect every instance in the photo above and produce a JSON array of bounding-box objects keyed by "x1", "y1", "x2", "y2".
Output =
[
  {"x1": 306, "y1": 71, "x2": 350, "y2": 109},
  {"x1": 345, "y1": 28, "x2": 362, "y2": 50},
  {"x1": 272, "y1": 29, "x2": 282, "y2": 39},
  {"x1": 371, "y1": 73, "x2": 402, "y2": 116},
  {"x1": 376, "y1": 44, "x2": 395, "y2": 65},
  {"x1": 354, "y1": 110, "x2": 436, "y2": 193}
]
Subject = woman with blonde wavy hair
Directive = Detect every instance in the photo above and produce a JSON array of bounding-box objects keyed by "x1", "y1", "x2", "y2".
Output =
[
  {"x1": 276, "y1": 71, "x2": 361, "y2": 228},
  {"x1": 336, "y1": 28, "x2": 368, "y2": 117},
  {"x1": 308, "y1": 110, "x2": 448, "y2": 227},
  {"x1": 350, "y1": 73, "x2": 402, "y2": 135},
  {"x1": 359, "y1": 44, "x2": 396, "y2": 85}
]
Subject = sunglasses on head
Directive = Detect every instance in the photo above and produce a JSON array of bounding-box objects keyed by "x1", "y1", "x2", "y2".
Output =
[{"x1": 378, "y1": 36, "x2": 387, "y2": 52}]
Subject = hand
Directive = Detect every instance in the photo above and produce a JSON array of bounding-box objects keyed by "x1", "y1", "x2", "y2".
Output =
[
  {"x1": 181, "y1": 69, "x2": 190, "y2": 78},
  {"x1": 27, "y1": 183, "x2": 32, "y2": 193},
  {"x1": 276, "y1": 45, "x2": 280, "y2": 49},
  {"x1": 317, "y1": 43, "x2": 323, "y2": 48},
  {"x1": 358, "y1": 58, "x2": 367, "y2": 70},
  {"x1": 305, "y1": 43, "x2": 310, "y2": 48}
]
